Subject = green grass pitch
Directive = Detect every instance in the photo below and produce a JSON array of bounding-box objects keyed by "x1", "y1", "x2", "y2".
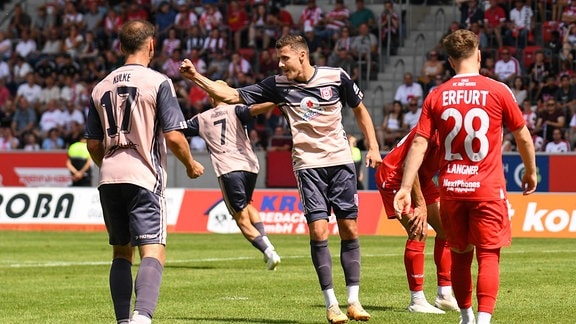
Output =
[{"x1": 0, "y1": 231, "x2": 574, "y2": 323}]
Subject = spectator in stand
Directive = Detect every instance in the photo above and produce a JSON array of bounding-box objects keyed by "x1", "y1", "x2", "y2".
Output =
[
  {"x1": 57, "y1": 54, "x2": 81, "y2": 83},
  {"x1": 494, "y1": 48, "x2": 521, "y2": 85},
  {"x1": 303, "y1": 25, "x2": 326, "y2": 65},
  {"x1": 268, "y1": 125, "x2": 293, "y2": 151},
  {"x1": 567, "y1": 109, "x2": 576, "y2": 148},
  {"x1": 173, "y1": 3, "x2": 196, "y2": 39},
  {"x1": 200, "y1": 28, "x2": 227, "y2": 61},
  {"x1": 103, "y1": 8, "x2": 124, "y2": 49},
  {"x1": 84, "y1": 1, "x2": 105, "y2": 43},
  {"x1": 155, "y1": 1, "x2": 176, "y2": 39},
  {"x1": 60, "y1": 75, "x2": 87, "y2": 108},
  {"x1": 63, "y1": 25, "x2": 85, "y2": 59},
  {"x1": 41, "y1": 127, "x2": 65, "y2": 150},
  {"x1": 0, "y1": 79, "x2": 11, "y2": 108},
  {"x1": 63, "y1": 120, "x2": 85, "y2": 148},
  {"x1": 327, "y1": 27, "x2": 354, "y2": 66},
  {"x1": 227, "y1": 52, "x2": 252, "y2": 85},
  {"x1": 11, "y1": 96, "x2": 37, "y2": 139},
  {"x1": 126, "y1": 2, "x2": 150, "y2": 22},
  {"x1": 457, "y1": 0, "x2": 484, "y2": 29},
  {"x1": 419, "y1": 50, "x2": 445, "y2": 95},
  {"x1": 17, "y1": 72, "x2": 42, "y2": 110},
  {"x1": 521, "y1": 99, "x2": 538, "y2": 133},
  {"x1": 380, "y1": 0, "x2": 400, "y2": 54},
  {"x1": 21, "y1": 131, "x2": 40, "y2": 151},
  {"x1": 199, "y1": 3, "x2": 224, "y2": 36},
  {"x1": 41, "y1": 27, "x2": 64, "y2": 59},
  {"x1": 555, "y1": 74, "x2": 576, "y2": 117},
  {"x1": 8, "y1": 3, "x2": 31, "y2": 38},
  {"x1": 316, "y1": 0, "x2": 350, "y2": 45},
  {"x1": 227, "y1": 0, "x2": 250, "y2": 51},
  {"x1": 206, "y1": 49, "x2": 230, "y2": 81},
  {"x1": 535, "y1": 75, "x2": 560, "y2": 105},
  {"x1": 349, "y1": 0, "x2": 376, "y2": 35},
  {"x1": 12, "y1": 55, "x2": 33, "y2": 87},
  {"x1": 298, "y1": 0, "x2": 323, "y2": 34},
  {"x1": 350, "y1": 23, "x2": 378, "y2": 74},
  {"x1": 62, "y1": 1, "x2": 84, "y2": 31},
  {"x1": 35, "y1": 57, "x2": 57, "y2": 84},
  {"x1": 61, "y1": 100, "x2": 85, "y2": 133},
  {"x1": 505, "y1": 0, "x2": 535, "y2": 48},
  {"x1": 249, "y1": 128, "x2": 266, "y2": 151},
  {"x1": 545, "y1": 128, "x2": 571, "y2": 152},
  {"x1": 162, "y1": 48, "x2": 184, "y2": 81},
  {"x1": 329, "y1": 47, "x2": 360, "y2": 82},
  {"x1": 428, "y1": 74, "x2": 446, "y2": 92},
  {"x1": 31, "y1": 5, "x2": 55, "y2": 45},
  {"x1": 38, "y1": 99, "x2": 64, "y2": 137},
  {"x1": 78, "y1": 31, "x2": 100, "y2": 61},
  {"x1": 377, "y1": 100, "x2": 405, "y2": 149},
  {"x1": 561, "y1": 1, "x2": 576, "y2": 25},
  {"x1": 268, "y1": 4, "x2": 295, "y2": 36},
  {"x1": 469, "y1": 21, "x2": 488, "y2": 50},
  {"x1": 483, "y1": 0, "x2": 507, "y2": 49},
  {"x1": 403, "y1": 97, "x2": 421, "y2": 130},
  {"x1": 187, "y1": 82, "x2": 211, "y2": 117},
  {"x1": 394, "y1": 72, "x2": 423, "y2": 106},
  {"x1": 511, "y1": 76, "x2": 528, "y2": 107},
  {"x1": 256, "y1": 49, "x2": 279, "y2": 80},
  {"x1": 0, "y1": 31, "x2": 12, "y2": 61},
  {"x1": 184, "y1": 25, "x2": 204, "y2": 56},
  {"x1": 188, "y1": 48, "x2": 207, "y2": 76},
  {"x1": 527, "y1": 51, "x2": 552, "y2": 94},
  {"x1": 14, "y1": 29, "x2": 39, "y2": 63},
  {"x1": 535, "y1": 98, "x2": 566, "y2": 143},
  {"x1": 248, "y1": 4, "x2": 274, "y2": 49},
  {"x1": 161, "y1": 28, "x2": 182, "y2": 59},
  {"x1": 0, "y1": 125, "x2": 19, "y2": 150}
]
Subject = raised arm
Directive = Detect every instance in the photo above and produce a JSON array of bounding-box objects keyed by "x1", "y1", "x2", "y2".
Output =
[{"x1": 180, "y1": 59, "x2": 243, "y2": 104}]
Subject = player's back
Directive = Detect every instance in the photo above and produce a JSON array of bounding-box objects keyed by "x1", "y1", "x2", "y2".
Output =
[
  {"x1": 89, "y1": 64, "x2": 179, "y2": 193},
  {"x1": 196, "y1": 104, "x2": 259, "y2": 177},
  {"x1": 420, "y1": 73, "x2": 525, "y2": 200}
]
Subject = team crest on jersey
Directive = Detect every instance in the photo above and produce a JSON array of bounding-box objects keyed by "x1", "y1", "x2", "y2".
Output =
[
  {"x1": 320, "y1": 87, "x2": 333, "y2": 100},
  {"x1": 300, "y1": 97, "x2": 321, "y2": 120}
]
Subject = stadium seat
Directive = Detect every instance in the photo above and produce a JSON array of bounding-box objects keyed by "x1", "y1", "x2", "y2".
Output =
[
  {"x1": 542, "y1": 20, "x2": 559, "y2": 43},
  {"x1": 522, "y1": 45, "x2": 543, "y2": 68}
]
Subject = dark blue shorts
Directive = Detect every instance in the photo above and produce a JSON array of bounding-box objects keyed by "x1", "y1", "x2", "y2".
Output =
[
  {"x1": 295, "y1": 163, "x2": 358, "y2": 223},
  {"x1": 218, "y1": 171, "x2": 257, "y2": 215},
  {"x1": 99, "y1": 183, "x2": 166, "y2": 246}
]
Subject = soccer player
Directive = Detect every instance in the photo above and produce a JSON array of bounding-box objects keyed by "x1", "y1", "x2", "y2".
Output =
[
  {"x1": 394, "y1": 29, "x2": 537, "y2": 324},
  {"x1": 183, "y1": 83, "x2": 282, "y2": 270},
  {"x1": 375, "y1": 128, "x2": 459, "y2": 314},
  {"x1": 180, "y1": 33, "x2": 381, "y2": 324},
  {"x1": 85, "y1": 20, "x2": 205, "y2": 324}
]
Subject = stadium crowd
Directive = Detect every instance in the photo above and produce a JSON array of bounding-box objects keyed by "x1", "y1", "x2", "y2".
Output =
[{"x1": 1, "y1": 0, "x2": 576, "y2": 153}]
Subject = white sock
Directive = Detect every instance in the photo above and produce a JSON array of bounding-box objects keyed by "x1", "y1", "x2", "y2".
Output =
[
  {"x1": 410, "y1": 290, "x2": 426, "y2": 302},
  {"x1": 262, "y1": 236, "x2": 273, "y2": 249},
  {"x1": 437, "y1": 285, "x2": 453, "y2": 297},
  {"x1": 346, "y1": 285, "x2": 360, "y2": 304},
  {"x1": 264, "y1": 247, "x2": 275, "y2": 260},
  {"x1": 477, "y1": 311, "x2": 492, "y2": 324},
  {"x1": 323, "y1": 288, "x2": 339, "y2": 308},
  {"x1": 131, "y1": 311, "x2": 151, "y2": 324},
  {"x1": 460, "y1": 307, "x2": 475, "y2": 323}
]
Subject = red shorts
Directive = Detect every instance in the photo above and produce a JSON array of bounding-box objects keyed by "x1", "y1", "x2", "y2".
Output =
[
  {"x1": 440, "y1": 199, "x2": 511, "y2": 251},
  {"x1": 377, "y1": 179, "x2": 440, "y2": 219}
]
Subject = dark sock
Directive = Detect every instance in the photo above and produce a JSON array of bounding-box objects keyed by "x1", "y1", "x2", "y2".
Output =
[
  {"x1": 109, "y1": 258, "x2": 133, "y2": 322},
  {"x1": 250, "y1": 235, "x2": 268, "y2": 253},
  {"x1": 253, "y1": 222, "x2": 266, "y2": 236},
  {"x1": 134, "y1": 257, "x2": 164, "y2": 319},
  {"x1": 311, "y1": 240, "x2": 333, "y2": 290},
  {"x1": 340, "y1": 239, "x2": 361, "y2": 286}
]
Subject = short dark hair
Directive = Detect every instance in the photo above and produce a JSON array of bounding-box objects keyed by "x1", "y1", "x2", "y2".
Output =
[
  {"x1": 119, "y1": 20, "x2": 155, "y2": 55},
  {"x1": 276, "y1": 33, "x2": 309, "y2": 53}
]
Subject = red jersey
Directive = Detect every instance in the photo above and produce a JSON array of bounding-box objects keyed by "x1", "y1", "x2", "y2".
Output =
[
  {"x1": 376, "y1": 127, "x2": 440, "y2": 189},
  {"x1": 415, "y1": 73, "x2": 525, "y2": 201}
]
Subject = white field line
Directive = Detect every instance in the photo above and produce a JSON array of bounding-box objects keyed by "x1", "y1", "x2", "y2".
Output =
[{"x1": 1, "y1": 249, "x2": 574, "y2": 268}]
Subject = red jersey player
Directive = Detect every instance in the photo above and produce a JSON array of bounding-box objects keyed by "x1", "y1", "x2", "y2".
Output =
[
  {"x1": 394, "y1": 29, "x2": 537, "y2": 324},
  {"x1": 375, "y1": 128, "x2": 458, "y2": 314}
]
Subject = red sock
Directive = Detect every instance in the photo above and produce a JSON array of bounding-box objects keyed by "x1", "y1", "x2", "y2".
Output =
[
  {"x1": 451, "y1": 250, "x2": 474, "y2": 308},
  {"x1": 434, "y1": 237, "x2": 452, "y2": 287},
  {"x1": 476, "y1": 247, "x2": 501, "y2": 314},
  {"x1": 404, "y1": 240, "x2": 425, "y2": 291}
]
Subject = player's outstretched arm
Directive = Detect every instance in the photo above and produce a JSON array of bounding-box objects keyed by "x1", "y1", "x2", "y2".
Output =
[
  {"x1": 180, "y1": 59, "x2": 243, "y2": 104},
  {"x1": 352, "y1": 102, "x2": 381, "y2": 168},
  {"x1": 249, "y1": 102, "x2": 277, "y2": 116},
  {"x1": 512, "y1": 125, "x2": 537, "y2": 195},
  {"x1": 165, "y1": 130, "x2": 204, "y2": 179}
]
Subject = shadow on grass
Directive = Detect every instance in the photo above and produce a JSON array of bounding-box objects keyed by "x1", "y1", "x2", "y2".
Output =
[
  {"x1": 164, "y1": 265, "x2": 219, "y2": 270},
  {"x1": 163, "y1": 317, "x2": 299, "y2": 323}
]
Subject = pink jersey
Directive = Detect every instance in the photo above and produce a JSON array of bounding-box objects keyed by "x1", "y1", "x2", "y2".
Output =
[
  {"x1": 86, "y1": 64, "x2": 187, "y2": 194},
  {"x1": 416, "y1": 73, "x2": 525, "y2": 201},
  {"x1": 376, "y1": 127, "x2": 440, "y2": 189}
]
